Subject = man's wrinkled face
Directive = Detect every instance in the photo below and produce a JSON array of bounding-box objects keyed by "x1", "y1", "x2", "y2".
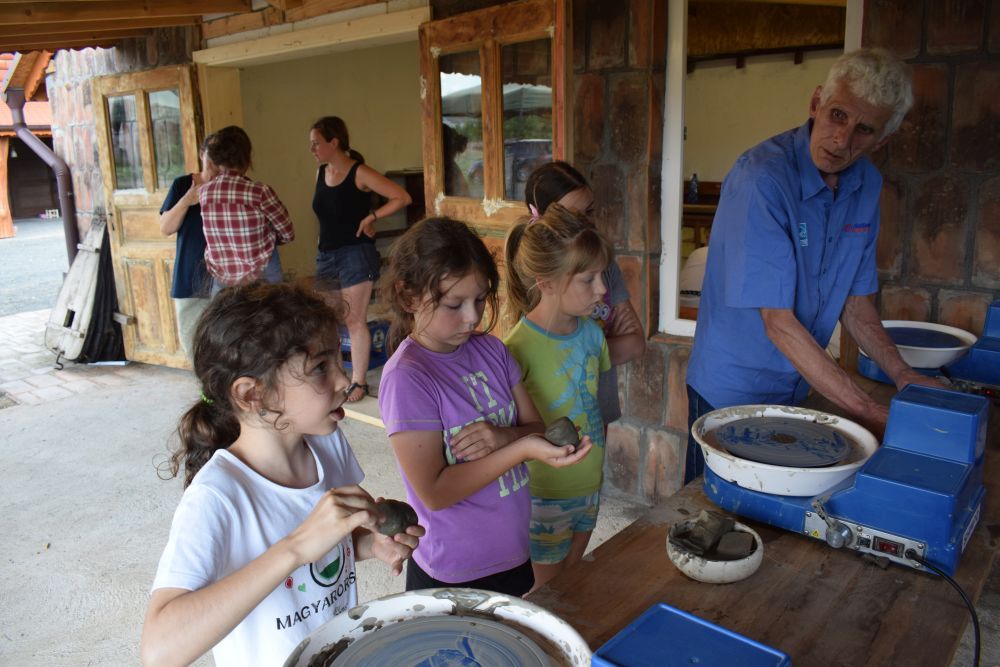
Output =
[{"x1": 808, "y1": 82, "x2": 894, "y2": 178}]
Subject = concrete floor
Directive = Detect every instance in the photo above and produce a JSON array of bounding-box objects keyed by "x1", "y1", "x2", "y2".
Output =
[
  {"x1": 0, "y1": 337, "x2": 646, "y2": 666},
  {"x1": 0, "y1": 217, "x2": 67, "y2": 317},
  {"x1": 0, "y1": 308, "x2": 996, "y2": 666}
]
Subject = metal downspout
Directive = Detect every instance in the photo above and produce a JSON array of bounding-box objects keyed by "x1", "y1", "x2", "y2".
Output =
[{"x1": 4, "y1": 87, "x2": 79, "y2": 265}]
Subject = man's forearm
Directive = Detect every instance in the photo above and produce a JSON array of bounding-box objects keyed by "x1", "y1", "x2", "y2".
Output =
[
  {"x1": 841, "y1": 295, "x2": 910, "y2": 382},
  {"x1": 760, "y1": 307, "x2": 887, "y2": 429}
]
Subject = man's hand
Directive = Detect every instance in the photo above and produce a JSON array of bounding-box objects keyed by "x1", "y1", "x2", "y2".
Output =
[{"x1": 894, "y1": 368, "x2": 949, "y2": 392}]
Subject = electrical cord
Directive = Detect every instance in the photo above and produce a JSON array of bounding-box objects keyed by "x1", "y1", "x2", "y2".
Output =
[{"x1": 905, "y1": 549, "x2": 980, "y2": 667}]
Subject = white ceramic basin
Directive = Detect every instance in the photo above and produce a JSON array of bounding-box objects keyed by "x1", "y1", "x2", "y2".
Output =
[
  {"x1": 861, "y1": 320, "x2": 976, "y2": 369},
  {"x1": 693, "y1": 405, "x2": 878, "y2": 497}
]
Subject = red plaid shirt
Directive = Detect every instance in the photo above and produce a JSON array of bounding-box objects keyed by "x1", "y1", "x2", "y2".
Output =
[{"x1": 200, "y1": 169, "x2": 295, "y2": 286}]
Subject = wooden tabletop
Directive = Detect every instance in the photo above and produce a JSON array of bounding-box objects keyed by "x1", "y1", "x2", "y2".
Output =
[{"x1": 528, "y1": 386, "x2": 1000, "y2": 666}]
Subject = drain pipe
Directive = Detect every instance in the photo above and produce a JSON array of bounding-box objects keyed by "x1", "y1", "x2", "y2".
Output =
[{"x1": 4, "y1": 87, "x2": 79, "y2": 265}]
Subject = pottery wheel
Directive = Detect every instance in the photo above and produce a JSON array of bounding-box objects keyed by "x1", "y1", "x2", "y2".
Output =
[
  {"x1": 710, "y1": 417, "x2": 851, "y2": 468},
  {"x1": 327, "y1": 615, "x2": 551, "y2": 666}
]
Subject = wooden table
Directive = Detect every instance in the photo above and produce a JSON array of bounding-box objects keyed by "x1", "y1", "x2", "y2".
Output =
[{"x1": 529, "y1": 384, "x2": 1000, "y2": 666}]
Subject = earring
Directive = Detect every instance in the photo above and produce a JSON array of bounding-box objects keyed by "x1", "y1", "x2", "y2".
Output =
[{"x1": 258, "y1": 408, "x2": 268, "y2": 417}]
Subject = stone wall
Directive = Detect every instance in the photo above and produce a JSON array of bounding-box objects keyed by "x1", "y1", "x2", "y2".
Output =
[
  {"x1": 866, "y1": 0, "x2": 1000, "y2": 336},
  {"x1": 44, "y1": 27, "x2": 198, "y2": 239},
  {"x1": 570, "y1": 0, "x2": 686, "y2": 504}
]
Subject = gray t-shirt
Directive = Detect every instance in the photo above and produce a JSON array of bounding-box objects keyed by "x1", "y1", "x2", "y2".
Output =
[{"x1": 592, "y1": 260, "x2": 630, "y2": 424}]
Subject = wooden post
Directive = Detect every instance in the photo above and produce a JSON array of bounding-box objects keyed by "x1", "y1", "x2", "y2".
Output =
[{"x1": 0, "y1": 137, "x2": 13, "y2": 239}]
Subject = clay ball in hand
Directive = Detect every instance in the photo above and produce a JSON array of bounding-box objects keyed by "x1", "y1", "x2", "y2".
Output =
[
  {"x1": 375, "y1": 499, "x2": 419, "y2": 537},
  {"x1": 544, "y1": 417, "x2": 580, "y2": 447}
]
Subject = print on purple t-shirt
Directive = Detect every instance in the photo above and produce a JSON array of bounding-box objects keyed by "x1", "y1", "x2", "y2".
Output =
[{"x1": 378, "y1": 333, "x2": 532, "y2": 583}]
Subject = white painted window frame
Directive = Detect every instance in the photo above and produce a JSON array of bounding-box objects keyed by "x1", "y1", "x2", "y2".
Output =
[{"x1": 657, "y1": 0, "x2": 864, "y2": 337}]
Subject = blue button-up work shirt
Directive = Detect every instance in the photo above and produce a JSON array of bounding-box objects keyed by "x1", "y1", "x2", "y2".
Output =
[{"x1": 687, "y1": 121, "x2": 881, "y2": 408}]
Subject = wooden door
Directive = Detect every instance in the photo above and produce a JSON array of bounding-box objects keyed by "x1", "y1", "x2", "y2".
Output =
[{"x1": 92, "y1": 65, "x2": 201, "y2": 368}]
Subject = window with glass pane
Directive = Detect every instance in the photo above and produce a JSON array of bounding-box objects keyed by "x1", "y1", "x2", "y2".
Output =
[
  {"x1": 501, "y1": 39, "x2": 552, "y2": 201},
  {"x1": 149, "y1": 89, "x2": 185, "y2": 190},
  {"x1": 439, "y1": 51, "x2": 483, "y2": 199},
  {"x1": 107, "y1": 95, "x2": 142, "y2": 190}
]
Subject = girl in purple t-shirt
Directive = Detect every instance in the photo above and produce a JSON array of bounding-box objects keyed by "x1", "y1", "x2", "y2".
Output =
[{"x1": 378, "y1": 217, "x2": 593, "y2": 596}]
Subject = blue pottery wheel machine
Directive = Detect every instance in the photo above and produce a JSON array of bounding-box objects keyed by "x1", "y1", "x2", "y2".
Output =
[{"x1": 694, "y1": 301, "x2": 1000, "y2": 577}]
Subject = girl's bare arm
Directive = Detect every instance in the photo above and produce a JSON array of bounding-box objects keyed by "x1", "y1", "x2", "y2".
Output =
[
  {"x1": 605, "y1": 300, "x2": 646, "y2": 365},
  {"x1": 448, "y1": 382, "x2": 546, "y2": 461},
  {"x1": 140, "y1": 486, "x2": 376, "y2": 667},
  {"x1": 390, "y1": 431, "x2": 590, "y2": 511}
]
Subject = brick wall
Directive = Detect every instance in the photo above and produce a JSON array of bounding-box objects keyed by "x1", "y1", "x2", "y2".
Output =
[
  {"x1": 866, "y1": 0, "x2": 1000, "y2": 335},
  {"x1": 571, "y1": 0, "x2": 686, "y2": 504},
  {"x1": 45, "y1": 28, "x2": 198, "y2": 240}
]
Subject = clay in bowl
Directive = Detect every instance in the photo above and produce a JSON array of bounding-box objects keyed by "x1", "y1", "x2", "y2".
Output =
[{"x1": 666, "y1": 518, "x2": 763, "y2": 584}]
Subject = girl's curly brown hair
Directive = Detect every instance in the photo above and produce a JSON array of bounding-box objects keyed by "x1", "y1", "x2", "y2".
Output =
[{"x1": 167, "y1": 281, "x2": 343, "y2": 487}]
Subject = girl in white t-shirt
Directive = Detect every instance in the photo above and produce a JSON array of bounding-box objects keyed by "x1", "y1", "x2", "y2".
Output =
[{"x1": 141, "y1": 282, "x2": 423, "y2": 667}]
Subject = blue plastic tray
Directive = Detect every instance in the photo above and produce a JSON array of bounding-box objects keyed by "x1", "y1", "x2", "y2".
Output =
[{"x1": 592, "y1": 603, "x2": 791, "y2": 667}]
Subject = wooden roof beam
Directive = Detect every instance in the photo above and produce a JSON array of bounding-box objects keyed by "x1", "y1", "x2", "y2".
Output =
[
  {"x1": 2, "y1": 50, "x2": 52, "y2": 99},
  {"x1": 0, "y1": 29, "x2": 152, "y2": 46},
  {"x1": 0, "y1": 1, "x2": 251, "y2": 26},
  {"x1": 263, "y1": 0, "x2": 303, "y2": 9},
  {"x1": 0, "y1": 16, "x2": 199, "y2": 39},
  {"x1": 0, "y1": 39, "x2": 121, "y2": 53}
]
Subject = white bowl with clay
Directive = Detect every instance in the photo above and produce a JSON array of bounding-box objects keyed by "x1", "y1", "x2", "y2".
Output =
[{"x1": 666, "y1": 520, "x2": 763, "y2": 584}]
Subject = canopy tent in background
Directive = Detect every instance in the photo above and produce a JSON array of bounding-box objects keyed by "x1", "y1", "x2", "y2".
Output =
[{"x1": 441, "y1": 83, "x2": 552, "y2": 118}]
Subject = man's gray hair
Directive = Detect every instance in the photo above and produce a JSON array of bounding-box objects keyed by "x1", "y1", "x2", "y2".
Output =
[{"x1": 820, "y1": 48, "x2": 913, "y2": 139}]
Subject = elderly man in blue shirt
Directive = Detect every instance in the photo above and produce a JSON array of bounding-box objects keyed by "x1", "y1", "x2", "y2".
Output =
[{"x1": 685, "y1": 49, "x2": 945, "y2": 484}]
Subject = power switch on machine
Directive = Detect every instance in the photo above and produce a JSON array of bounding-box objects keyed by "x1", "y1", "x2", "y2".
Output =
[{"x1": 873, "y1": 536, "x2": 902, "y2": 557}]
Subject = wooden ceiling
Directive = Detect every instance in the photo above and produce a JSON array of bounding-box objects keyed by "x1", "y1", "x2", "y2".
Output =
[{"x1": 0, "y1": 0, "x2": 252, "y2": 55}]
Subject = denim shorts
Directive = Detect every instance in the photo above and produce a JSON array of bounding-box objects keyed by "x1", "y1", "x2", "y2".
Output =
[
  {"x1": 529, "y1": 492, "x2": 601, "y2": 564},
  {"x1": 315, "y1": 244, "x2": 380, "y2": 290}
]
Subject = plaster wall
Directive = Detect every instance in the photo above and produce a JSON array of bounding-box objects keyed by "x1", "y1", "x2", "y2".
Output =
[
  {"x1": 682, "y1": 51, "x2": 841, "y2": 182},
  {"x1": 238, "y1": 41, "x2": 423, "y2": 278}
]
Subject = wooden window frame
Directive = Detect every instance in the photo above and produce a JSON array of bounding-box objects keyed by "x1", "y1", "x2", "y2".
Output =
[{"x1": 419, "y1": 0, "x2": 568, "y2": 232}]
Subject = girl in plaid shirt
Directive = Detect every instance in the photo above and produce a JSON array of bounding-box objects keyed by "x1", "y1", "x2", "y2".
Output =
[{"x1": 200, "y1": 126, "x2": 294, "y2": 291}]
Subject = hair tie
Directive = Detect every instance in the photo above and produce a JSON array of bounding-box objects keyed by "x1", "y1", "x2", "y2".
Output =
[
  {"x1": 200, "y1": 391, "x2": 214, "y2": 406},
  {"x1": 528, "y1": 203, "x2": 541, "y2": 224}
]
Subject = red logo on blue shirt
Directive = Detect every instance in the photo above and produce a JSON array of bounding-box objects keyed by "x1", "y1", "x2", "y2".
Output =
[{"x1": 843, "y1": 223, "x2": 871, "y2": 233}]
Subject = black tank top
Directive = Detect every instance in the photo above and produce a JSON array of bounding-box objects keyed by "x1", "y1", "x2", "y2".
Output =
[{"x1": 313, "y1": 162, "x2": 374, "y2": 251}]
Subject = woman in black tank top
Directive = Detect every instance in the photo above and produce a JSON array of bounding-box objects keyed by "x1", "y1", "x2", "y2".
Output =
[{"x1": 309, "y1": 116, "x2": 412, "y2": 402}]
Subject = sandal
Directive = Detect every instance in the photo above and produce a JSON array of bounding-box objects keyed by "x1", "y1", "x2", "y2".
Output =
[{"x1": 344, "y1": 382, "x2": 369, "y2": 403}]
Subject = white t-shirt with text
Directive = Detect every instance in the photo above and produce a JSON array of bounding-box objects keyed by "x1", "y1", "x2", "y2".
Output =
[{"x1": 152, "y1": 430, "x2": 364, "y2": 667}]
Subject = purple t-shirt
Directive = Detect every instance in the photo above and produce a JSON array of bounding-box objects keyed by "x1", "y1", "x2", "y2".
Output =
[{"x1": 378, "y1": 333, "x2": 531, "y2": 583}]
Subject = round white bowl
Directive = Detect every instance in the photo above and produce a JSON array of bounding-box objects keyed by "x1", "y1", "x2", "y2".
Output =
[
  {"x1": 667, "y1": 520, "x2": 763, "y2": 584},
  {"x1": 861, "y1": 320, "x2": 976, "y2": 368},
  {"x1": 692, "y1": 405, "x2": 878, "y2": 497},
  {"x1": 282, "y1": 587, "x2": 591, "y2": 667}
]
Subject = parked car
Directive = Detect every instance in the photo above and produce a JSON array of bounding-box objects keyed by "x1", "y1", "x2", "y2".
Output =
[{"x1": 465, "y1": 138, "x2": 551, "y2": 201}]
